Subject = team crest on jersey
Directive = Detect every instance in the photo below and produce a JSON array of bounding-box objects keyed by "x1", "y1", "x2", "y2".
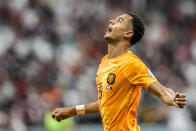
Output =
[{"x1": 107, "y1": 73, "x2": 116, "y2": 85}]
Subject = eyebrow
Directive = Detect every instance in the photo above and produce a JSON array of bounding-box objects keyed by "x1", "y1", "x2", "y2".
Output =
[{"x1": 116, "y1": 17, "x2": 124, "y2": 21}]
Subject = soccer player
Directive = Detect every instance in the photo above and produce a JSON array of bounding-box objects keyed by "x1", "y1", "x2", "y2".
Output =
[{"x1": 52, "y1": 13, "x2": 187, "y2": 131}]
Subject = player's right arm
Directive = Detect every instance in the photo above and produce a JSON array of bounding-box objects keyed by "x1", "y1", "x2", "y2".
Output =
[{"x1": 52, "y1": 101, "x2": 99, "y2": 122}]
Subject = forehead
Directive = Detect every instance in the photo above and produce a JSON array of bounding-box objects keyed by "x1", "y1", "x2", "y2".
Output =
[{"x1": 117, "y1": 14, "x2": 133, "y2": 21}]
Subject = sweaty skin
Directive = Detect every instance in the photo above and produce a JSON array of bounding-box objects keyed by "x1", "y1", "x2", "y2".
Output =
[{"x1": 52, "y1": 13, "x2": 187, "y2": 128}]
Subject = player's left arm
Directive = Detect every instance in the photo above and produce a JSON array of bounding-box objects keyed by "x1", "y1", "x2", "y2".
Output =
[
  {"x1": 123, "y1": 58, "x2": 187, "y2": 108},
  {"x1": 148, "y1": 81, "x2": 187, "y2": 108}
]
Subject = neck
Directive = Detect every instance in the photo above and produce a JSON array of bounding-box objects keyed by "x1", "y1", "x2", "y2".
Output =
[{"x1": 108, "y1": 41, "x2": 130, "y2": 59}]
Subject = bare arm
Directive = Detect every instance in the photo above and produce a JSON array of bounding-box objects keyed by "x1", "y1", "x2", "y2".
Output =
[
  {"x1": 84, "y1": 101, "x2": 99, "y2": 113},
  {"x1": 52, "y1": 101, "x2": 99, "y2": 122},
  {"x1": 148, "y1": 82, "x2": 187, "y2": 108}
]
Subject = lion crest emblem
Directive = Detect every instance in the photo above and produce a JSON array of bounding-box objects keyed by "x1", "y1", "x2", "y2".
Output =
[{"x1": 107, "y1": 73, "x2": 116, "y2": 85}]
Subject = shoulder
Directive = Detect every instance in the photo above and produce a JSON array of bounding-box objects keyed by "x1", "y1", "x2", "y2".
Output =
[
  {"x1": 97, "y1": 54, "x2": 107, "y2": 69},
  {"x1": 99, "y1": 54, "x2": 107, "y2": 65},
  {"x1": 102, "y1": 54, "x2": 108, "y2": 61},
  {"x1": 121, "y1": 52, "x2": 150, "y2": 78},
  {"x1": 120, "y1": 52, "x2": 149, "y2": 78},
  {"x1": 124, "y1": 51, "x2": 146, "y2": 68}
]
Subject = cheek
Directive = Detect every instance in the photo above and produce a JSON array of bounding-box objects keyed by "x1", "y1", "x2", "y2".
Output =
[{"x1": 112, "y1": 27, "x2": 124, "y2": 37}]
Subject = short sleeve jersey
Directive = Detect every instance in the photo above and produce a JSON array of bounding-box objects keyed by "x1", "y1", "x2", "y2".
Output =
[{"x1": 96, "y1": 51, "x2": 157, "y2": 131}]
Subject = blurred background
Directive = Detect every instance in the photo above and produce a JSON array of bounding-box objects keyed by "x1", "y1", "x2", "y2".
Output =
[{"x1": 0, "y1": 0, "x2": 195, "y2": 131}]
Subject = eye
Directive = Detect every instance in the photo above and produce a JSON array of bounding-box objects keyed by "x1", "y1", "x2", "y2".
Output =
[{"x1": 118, "y1": 18, "x2": 123, "y2": 23}]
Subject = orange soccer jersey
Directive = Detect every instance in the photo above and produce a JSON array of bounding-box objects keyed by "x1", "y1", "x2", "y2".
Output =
[{"x1": 96, "y1": 51, "x2": 157, "y2": 131}]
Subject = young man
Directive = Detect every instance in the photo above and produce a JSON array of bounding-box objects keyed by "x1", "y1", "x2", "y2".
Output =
[{"x1": 52, "y1": 13, "x2": 187, "y2": 131}]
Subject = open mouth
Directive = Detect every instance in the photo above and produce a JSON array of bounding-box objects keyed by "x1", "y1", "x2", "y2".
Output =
[{"x1": 107, "y1": 27, "x2": 112, "y2": 33}]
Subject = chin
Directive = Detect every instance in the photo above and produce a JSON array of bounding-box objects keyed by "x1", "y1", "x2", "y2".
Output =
[
  {"x1": 104, "y1": 33, "x2": 111, "y2": 39},
  {"x1": 104, "y1": 35, "x2": 113, "y2": 43}
]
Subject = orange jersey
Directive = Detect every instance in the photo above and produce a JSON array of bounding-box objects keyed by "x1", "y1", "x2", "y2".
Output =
[{"x1": 96, "y1": 51, "x2": 157, "y2": 131}]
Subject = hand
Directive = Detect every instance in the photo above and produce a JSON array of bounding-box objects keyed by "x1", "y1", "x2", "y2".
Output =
[
  {"x1": 52, "y1": 107, "x2": 76, "y2": 122},
  {"x1": 161, "y1": 88, "x2": 187, "y2": 108},
  {"x1": 174, "y1": 92, "x2": 187, "y2": 108}
]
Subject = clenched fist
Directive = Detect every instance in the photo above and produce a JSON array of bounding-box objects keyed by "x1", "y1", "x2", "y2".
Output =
[
  {"x1": 161, "y1": 88, "x2": 187, "y2": 108},
  {"x1": 174, "y1": 92, "x2": 187, "y2": 108},
  {"x1": 52, "y1": 107, "x2": 76, "y2": 122}
]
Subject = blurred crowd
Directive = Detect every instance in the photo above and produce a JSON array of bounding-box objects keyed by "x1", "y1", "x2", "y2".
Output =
[{"x1": 0, "y1": 0, "x2": 195, "y2": 131}]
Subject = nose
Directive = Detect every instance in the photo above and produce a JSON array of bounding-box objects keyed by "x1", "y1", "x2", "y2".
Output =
[{"x1": 109, "y1": 20, "x2": 115, "y2": 25}]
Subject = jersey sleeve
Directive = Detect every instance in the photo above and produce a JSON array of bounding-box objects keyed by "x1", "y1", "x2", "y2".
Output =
[{"x1": 123, "y1": 58, "x2": 157, "y2": 92}]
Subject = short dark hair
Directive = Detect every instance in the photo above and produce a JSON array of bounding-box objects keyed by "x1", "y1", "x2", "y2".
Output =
[{"x1": 128, "y1": 13, "x2": 145, "y2": 46}]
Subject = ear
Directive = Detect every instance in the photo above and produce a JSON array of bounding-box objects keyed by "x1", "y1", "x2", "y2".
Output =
[{"x1": 124, "y1": 30, "x2": 134, "y2": 40}]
